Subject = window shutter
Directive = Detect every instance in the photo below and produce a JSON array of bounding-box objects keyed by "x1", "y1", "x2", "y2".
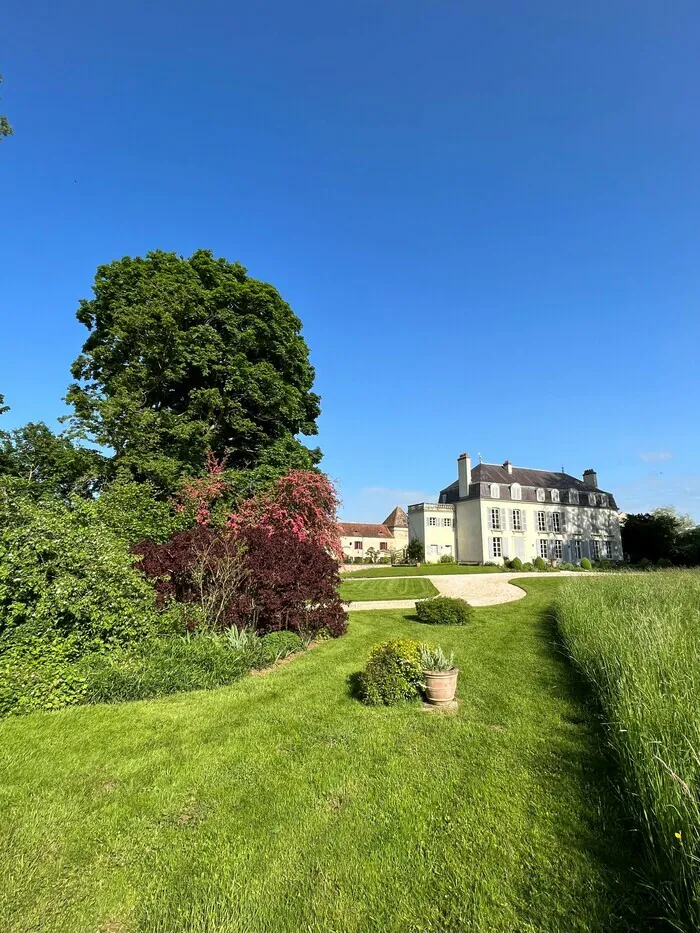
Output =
[
  {"x1": 488, "y1": 536, "x2": 493, "y2": 557},
  {"x1": 560, "y1": 511, "x2": 566, "y2": 532},
  {"x1": 508, "y1": 510, "x2": 513, "y2": 531},
  {"x1": 521, "y1": 511, "x2": 527, "y2": 532},
  {"x1": 547, "y1": 513, "x2": 553, "y2": 532},
  {"x1": 501, "y1": 509, "x2": 507, "y2": 533},
  {"x1": 502, "y1": 536, "x2": 510, "y2": 557},
  {"x1": 488, "y1": 511, "x2": 493, "y2": 530}
]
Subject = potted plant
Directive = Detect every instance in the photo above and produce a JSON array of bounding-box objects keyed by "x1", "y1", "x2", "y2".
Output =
[{"x1": 420, "y1": 644, "x2": 459, "y2": 706}]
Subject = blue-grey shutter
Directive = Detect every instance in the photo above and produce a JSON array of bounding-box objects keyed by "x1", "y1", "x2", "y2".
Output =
[
  {"x1": 488, "y1": 510, "x2": 493, "y2": 531},
  {"x1": 488, "y1": 536, "x2": 493, "y2": 558},
  {"x1": 521, "y1": 510, "x2": 527, "y2": 532},
  {"x1": 560, "y1": 510, "x2": 566, "y2": 533},
  {"x1": 500, "y1": 509, "x2": 507, "y2": 534},
  {"x1": 547, "y1": 512, "x2": 553, "y2": 532},
  {"x1": 502, "y1": 536, "x2": 510, "y2": 558},
  {"x1": 508, "y1": 509, "x2": 514, "y2": 531}
]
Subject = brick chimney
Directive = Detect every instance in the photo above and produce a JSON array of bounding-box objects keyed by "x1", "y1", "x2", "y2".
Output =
[
  {"x1": 458, "y1": 452, "x2": 472, "y2": 498},
  {"x1": 583, "y1": 469, "x2": 598, "y2": 488},
  {"x1": 502, "y1": 460, "x2": 513, "y2": 474}
]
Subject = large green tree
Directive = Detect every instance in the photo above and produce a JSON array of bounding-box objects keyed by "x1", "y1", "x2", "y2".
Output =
[
  {"x1": 65, "y1": 250, "x2": 321, "y2": 493},
  {"x1": 621, "y1": 506, "x2": 696, "y2": 564}
]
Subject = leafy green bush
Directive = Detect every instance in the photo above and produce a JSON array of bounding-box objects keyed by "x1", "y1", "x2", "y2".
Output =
[
  {"x1": 534, "y1": 556, "x2": 548, "y2": 571},
  {"x1": 0, "y1": 636, "x2": 87, "y2": 716},
  {"x1": 580, "y1": 557, "x2": 592, "y2": 570},
  {"x1": 79, "y1": 635, "x2": 256, "y2": 704},
  {"x1": 561, "y1": 562, "x2": 576, "y2": 571},
  {"x1": 521, "y1": 562, "x2": 533, "y2": 572},
  {"x1": 657, "y1": 557, "x2": 673, "y2": 569},
  {"x1": 406, "y1": 539, "x2": 424, "y2": 562},
  {"x1": 638, "y1": 557, "x2": 653, "y2": 570},
  {"x1": 510, "y1": 557, "x2": 523, "y2": 571},
  {"x1": 353, "y1": 555, "x2": 364, "y2": 564},
  {"x1": 359, "y1": 638, "x2": 425, "y2": 706},
  {"x1": 415, "y1": 596, "x2": 474, "y2": 626},
  {"x1": 438, "y1": 554, "x2": 456, "y2": 564},
  {"x1": 260, "y1": 631, "x2": 304, "y2": 664},
  {"x1": 89, "y1": 477, "x2": 184, "y2": 546}
]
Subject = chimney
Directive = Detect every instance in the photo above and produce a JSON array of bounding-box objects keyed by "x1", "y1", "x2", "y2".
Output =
[
  {"x1": 458, "y1": 452, "x2": 472, "y2": 497},
  {"x1": 502, "y1": 460, "x2": 513, "y2": 475},
  {"x1": 583, "y1": 469, "x2": 598, "y2": 488}
]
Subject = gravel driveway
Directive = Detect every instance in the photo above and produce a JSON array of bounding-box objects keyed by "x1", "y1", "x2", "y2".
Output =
[{"x1": 346, "y1": 571, "x2": 586, "y2": 611}]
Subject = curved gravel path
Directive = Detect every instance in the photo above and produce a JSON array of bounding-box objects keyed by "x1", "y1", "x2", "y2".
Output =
[{"x1": 347, "y1": 570, "x2": 587, "y2": 611}]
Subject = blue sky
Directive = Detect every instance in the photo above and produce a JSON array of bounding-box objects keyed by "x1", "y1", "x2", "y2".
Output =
[{"x1": 1, "y1": 0, "x2": 698, "y2": 519}]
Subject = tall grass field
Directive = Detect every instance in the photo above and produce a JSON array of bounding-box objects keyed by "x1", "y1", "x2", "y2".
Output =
[{"x1": 556, "y1": 571, "x2": 700, "y2": 931}]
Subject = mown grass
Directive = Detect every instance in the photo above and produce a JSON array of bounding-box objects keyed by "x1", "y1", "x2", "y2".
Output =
[
  {"x1": 556, "y1": 571, "x2": 700, "y2": 932},
  {"x1": 339, "y1": 577, "x2": 439, "y2": 602},
  {"x1": 343, "y1": 563, "x2": 503, "y2": 577},
  {"x1": 0, "y1": 579, "x2": 653, "y2": 933}
]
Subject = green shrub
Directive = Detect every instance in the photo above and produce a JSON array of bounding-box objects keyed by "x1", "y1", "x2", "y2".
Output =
[
  {"x1": 638, "y1": 557, "x2": 653, "y2": 570},
  {"x1": 406, "y1": 539, "x2": 424, "y2": 562},
  {"x1": 415, "y1": 596, "x2": 474, "y2": 626},
  {"x1": 657, "y1": 557, "x2": 673, "y2": 569},
  {"x1": 260, "y1": 631, "x2": 304, "y2": 664},
  {"x1": 534, "y1": 556, "x2": 548, "y2": 571},
  {"x1": 510, "y1": 557, "x2": 523, "y2": 572},
  {"x1": 561, "y1": 562, "x2": 576, "y2": 571},
  {"x1": 359, "y1": 638, "x2": 425, "y2": 706},
  {"x1": 353, "y1": 555, "x2": 365, "y2": 564},
  {"x1": 438, "y1": 554, "x2": 456, "y2": 564},
  {"x1": 0, "y1": 636, "x2": 87, "y2": 716},
  {"x1": 579, "y1": 557, "x2": 592, "y2": 570},
  {"x1": 79, "y1": 635, "x2": 255, "y2": 704},
  {"x1": 521, "y1": 562, "x2": 533, "y2": 572}
]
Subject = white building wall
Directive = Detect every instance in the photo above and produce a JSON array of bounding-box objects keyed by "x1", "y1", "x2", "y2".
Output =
[{"x1": 408, "y1": 504, "x2": 456, "y2": 562}]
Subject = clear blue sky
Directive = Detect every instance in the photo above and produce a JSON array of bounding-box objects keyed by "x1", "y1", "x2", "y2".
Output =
[{"x1": 1, "y1": 0, "x2": 698, "y2": 519}]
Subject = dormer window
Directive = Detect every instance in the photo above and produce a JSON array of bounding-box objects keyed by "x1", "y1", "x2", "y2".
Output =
[
  {"x1": 511, "y1": 483, "x2": 521, "y2": 500},
  {"x1": 588, "y1": 492, "x2": 596, "y2": 506},
  {"x1": 599, "y1": 494, "x2": 608, "y2": 507},
  {"x1": 551, "y1": 489, "x2": 560, "y2": 503},
  {"x1": 491, "y1": 484, "x2": 500, "y2": 498},
  {"x1": 536, "y1": 488, "x2": 545, "y2": 502},
  {"x1": 569, "y1": 489, "x2": 579, "y2": 504}
]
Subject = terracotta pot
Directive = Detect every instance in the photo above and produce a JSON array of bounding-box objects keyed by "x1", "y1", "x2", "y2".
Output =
[{"x1": 423, "y1": 669, "x2": 459, "y2": 706}]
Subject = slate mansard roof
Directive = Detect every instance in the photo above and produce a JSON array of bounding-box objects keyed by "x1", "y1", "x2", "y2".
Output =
[{"x1": 439, "y1": 463, "x2": 617, "y2": 509}]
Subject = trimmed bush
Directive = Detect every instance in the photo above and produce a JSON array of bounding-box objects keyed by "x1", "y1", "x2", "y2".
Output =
[
  {"x1": 0, "y1": 636, "x2": 87, "y2": 716},
  {"x1": 521, "y1": 562, "x2": 533, "y2": 572},
  {"x1": 438, "y1": 554, "x2": 456, "y2": 564},
  {"x1": 359, "y1": 638, "x2": 425, "y2": 706},
  {"x1": 415, "y1": 596, "x2": 474, "y2": 626},
  {"x1": 510, "y1": 557, "x2": 523, "y2": 571},
  {"x1": 260, "y1": 631, "x2": 304, "y2": 664},
  {"x1": 533, "y1": 556, "x2": 548, "y2": 572},
  {"x1": 657, "y1": 557, "x2": 673, "y2": 569},
  {"x1": 580, "y1": 557, "x2": 592, "y2": 571}
]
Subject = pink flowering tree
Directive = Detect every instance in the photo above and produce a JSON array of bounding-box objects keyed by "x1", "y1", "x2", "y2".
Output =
[{"x1": 173, "y1": 452, "x2": 227, "y2": 526}]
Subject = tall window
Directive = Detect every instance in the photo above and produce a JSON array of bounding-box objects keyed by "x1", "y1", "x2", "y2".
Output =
[
  {"x1": 491, "y1": 484, "x2": 500, "y2": 498},
  {"x1": 538, "y1": 539, "x2": 549, "y2": 559},
  {"x1": 551, "y1": 489, "x2": 560, "y2": 503},
  {"x1": 553, "y1": 539, "x2": 563, "y2": 559},
  {"x1": 511, "y1": 509, "x2": 522, "y2": 531},
  {"x1": 537, "y1": 511, "x2": 547, "y2": 532},
  {"x1": 536, "y1": 488, "x2": 545, "y2": 502},
  {"x1": 428, "y1": 517, "x2": 437, "y2": 527},
  {"x1": 602, "y1": 538, "x2": 613, "y2": 558},
  {"x1": 490, "y1": 508, "x2": 501, "y2": 530},
  {"x1": 491, "y1": 537, "x2": 502, "y2": 558},
  {"x1": 354, "y1": 541, "x2": 362, "y2": 550},
  {"x1": 511, "y1": 484, "x2": 522, "y2": 500},
  {"x1": 570, "y1": 489, "x2": 579, "y2": 504},
  {"x1": 591, "y1": 539, "x2": 601, "y2": 560},
  {"x1": 551, "y1": 512, "x2": 561, "y2": 532},
  {"x1": 599, "y1": 494, "x2": 608, "y2": 507},
  {"x1": 588, "y1": 493, "x2": 596, "y2": 506},
  {"x1": 572, "y1": 539, "x2": 582, "y2": 560},
  {"x1": 380, "y1": 541, "x2": 388, "y2": 551}
]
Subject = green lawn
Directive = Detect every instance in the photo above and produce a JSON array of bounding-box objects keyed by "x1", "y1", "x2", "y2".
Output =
[
  {"x1": 339, "y1": 577, "x2": 439, "y2": 602},
  {"x1": 343, "y1": 563, "x2": 503, "y2": 577},
  {"x1": 0, "y1": 579, "x2": 652, "y2": 933}
]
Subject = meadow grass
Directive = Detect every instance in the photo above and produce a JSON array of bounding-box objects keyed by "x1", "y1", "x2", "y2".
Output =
[
  {"x1": 339, "y1": 577, "x2": 439, "y2": 601},
  {"x1": 0, "y1": 579, "x2": 654, "y2": 932},
  {"x1": 556, "y1": 571, "x2": 700, "y2": 932},
  {"x1": 342, "y1": 563, "x2": 502, "y2": 577}
]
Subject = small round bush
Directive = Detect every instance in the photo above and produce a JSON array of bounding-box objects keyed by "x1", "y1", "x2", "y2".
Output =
[
  {"x1": 260, "y1": 631, "x2": 304, "y2": 664},
  {"x1": 657, "y1": 557, "x2": 673, "y2": 569},
  {"x1": 359, "y1": 638, "x2": 425, "y2": 706},
  {"x1": 534, "y1": 556, "x2": 548, "y2": 572},
  {"x1": 439, "y1": 554, "x2": 456, "y2": 564},
  {"x1": 580, "y1": 557, "x2": 592, "y2": 571},
  {"x1": 415, "y1": 596, "x2": 474, "y2": 626},
  {"x1": 638, "y1": 557, "x2": 652, "y2": 570},
  {"x1": 561, "y1": 562, "x2": 576, "y2": 571},
  {"x1": 510, "y1": 557, "x2": 523, "y2": 572},
  {"x1": 521, "y1": 562, "x2": 533, "y2": 572}
]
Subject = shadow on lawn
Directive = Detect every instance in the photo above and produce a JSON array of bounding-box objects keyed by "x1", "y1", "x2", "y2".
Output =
[{"x1": 534, "y1": 605, "x2": 663, "y2": 932}]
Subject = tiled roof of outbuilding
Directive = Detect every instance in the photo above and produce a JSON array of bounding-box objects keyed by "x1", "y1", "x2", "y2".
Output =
[
  {"x1": 382, "y1": 506, "x2": 409, "y2": 528},
  {"x1": 338, "y1": 523, "x2": 394, "y2": 539}
]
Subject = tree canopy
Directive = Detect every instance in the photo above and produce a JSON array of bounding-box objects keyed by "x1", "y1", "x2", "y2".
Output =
[
  {"x1": 0, "y1": 75, "x2": 12, "y2": 141},
  {"x1": 622, "y1": 507, "x2": 697, "y2": 564},
  {"x1": 65, "y1": 250, "x2": 321, "y2": 493}
]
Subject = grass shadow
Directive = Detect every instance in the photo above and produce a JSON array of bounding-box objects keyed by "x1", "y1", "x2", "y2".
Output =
[{"x1": 346, "y1": 670, "x2": 365, "y2": 701}]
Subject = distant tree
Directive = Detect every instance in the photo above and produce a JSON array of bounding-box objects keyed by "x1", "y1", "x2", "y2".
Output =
[
  {"x1": 407, "y1": 539, "x2": 424, "y2": 562},
  {"x1": 0, "y1": 75, "x2": 12, "y2": 141},
  {"x1": 65, "y1": 250, "x2": 321, "y2": 494},
  {"x1": 0, "y1": 422, "x2": 105, "y2": 500},
  {"x1": 622, "y1": 507, "x2": 695, "y2": 564},
  {"x1": 0, "y1": 394, "x2": 8, "y2": 416}
]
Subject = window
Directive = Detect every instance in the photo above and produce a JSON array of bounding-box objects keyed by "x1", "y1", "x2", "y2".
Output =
[
  {"x1": 429, "y1": 544, "x2": 438, "y2": 556},
  {"x1": 538, "y1": 539, "x2": 549, "y2": 559},
  {"x1": 354, "y1": 541, "x2": 362, "y2": 550},
  {"x1": 551, "y1": 489, "x2": 560, "y2": 503},
  {"x1": 572, "y1": 539, "x2": 582, "y2": 560},
  {"x1": 490, "y1": 508, "x2": 501, "y2": 530},
  {"x1": 491, "y1": 537, "x2": 502, "y2": 558},
  {"x1": 491, "y1": 484, "x2": 500, "y2": 498},
  {"x1": 588, "y1": 493, "x2": 596, "y2": 506},
  {"x1": 551, "y1": 512, "x2": 561, "y2": 532},
  {"x1": 570, "y1": 489, "x2": 579, "y2": 504},
  {"x1": 511, "y1": 483, "x2": 522, "y2": 500},
  {"x1": 553, "y1": 539, "x2": 563, "y2": 560},
  {"x1": 511, "y1": 509, "x2": 522, "y2": 531},
  {"x1": 536, "y1": 488, "x2": 545, "y2": 502},
  {"x1": 537, "y1": 511, "x2": 547, "y2": 532},
  {"x1": 602, "y1": 538, "x2": 614, "y2": 558},
  {"x1": 379, "y1": 542, "x2": 388, "y2": 551},
  {"x1": 591, "y1": 539, "x2": 601, "y2": 560},
  {"x1": 599, "y1": 494, "x2": 608, "y2": 507},
  {"x1": 442, "y1": 517, "x2": 452, "y2": 527},
  {"x1": 428, "y1": 517, "x2": 438, "y2": 527}
]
